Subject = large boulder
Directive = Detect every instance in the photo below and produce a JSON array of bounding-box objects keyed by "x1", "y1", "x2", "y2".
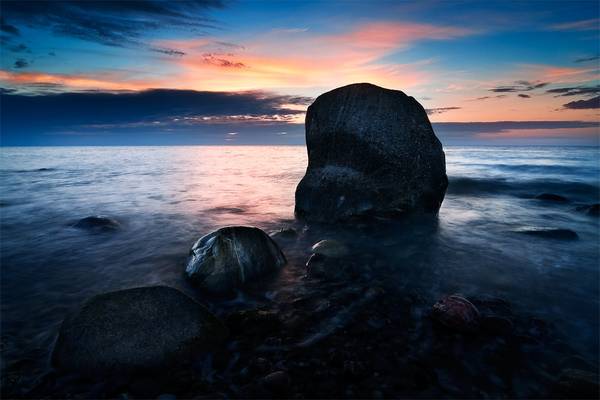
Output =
[
  {"x1": 295, "y1": 83, "x2": 448, "y2": 222},
  {"x1": 186, "y1": 226, "x2": 286, "y2": 293},
  {"x1": 52, "y1": 286, "x2": 226, "y2": 375}
]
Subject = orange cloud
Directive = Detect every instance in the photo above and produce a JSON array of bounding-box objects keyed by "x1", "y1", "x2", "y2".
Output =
[
  {"x1": 155, "y1": 21, "x2": 474, "y2": 93},
  {"x1": 0, "y1": 70, "x2": 167, "y2": 91}
]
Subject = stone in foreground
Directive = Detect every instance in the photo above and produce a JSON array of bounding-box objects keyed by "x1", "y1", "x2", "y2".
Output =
[
  {"x1": 52, "y1": 286, "x2": 226, "y2": 375},
  {"x1": 186, "y1": 226, "x2": 286, "y2": 293},
  {"x1": 295, "y1": 83, "x2": 448, "y2": 222},
  {"x1": 432, "y1": 294, "x2": 480, "y2": 333},
  {"x1": 73, "y1": 215, "x2": 120, "y2": 231}
]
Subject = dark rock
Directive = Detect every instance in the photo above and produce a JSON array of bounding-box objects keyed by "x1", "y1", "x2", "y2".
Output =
[
  {"x1": 480, "y1": 316, "x2": 513, "y2": 336},
  {"x1": 311, "y1": 239, "x2": 350, "y2": 258},
  {"x1": 515, "y1": 228, "x2": 578, "y2": 240},
  {"x1": 551, "y1": 369, "x2": 600, "y2": 399},
  {"x1": 185, "y1": 226, "x2": 286, "y2": 293},
  {"x1": 261, "y1": 371, "x2": 290, "y2": 395},
  {"x1": 73, "y1": 216, "x2": 120, "y2": 231},
  {"x1": 295, "y1": 83, "x2": 448, "y2": 222},
  {"x1": 128, "y1": 376, "x2": 163, "y2": 398},
  {"x1": 432, "y1": 294, "x2": 480, "y2": 333},
  {"x1": 535, "y1": 193, "x2": 568, "y2": 202},
  {"x1": 52, "y1": 286, "x2": 226, "y2": 375},
  {"x1": 226, "y1": 309, "x2": 282, "y2": 338},
  {"x1": 576, "y1": 203, "x2": 600, "y2": 217},
  {"x1": 305, "y1": 253, "x2": 349, "y2": 281}
]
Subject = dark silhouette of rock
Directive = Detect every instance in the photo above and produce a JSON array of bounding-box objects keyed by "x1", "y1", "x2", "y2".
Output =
[
  {"x1": 186, "y1": 226, "x2": 286, "y2": 293},
  {"x1": 551, "y1": 369, "x2": 599, "y2": 399},
  {"x1": 52, "y1": 286, "x2": 226, "y2": 375},
  {"x1": 295, "y1": 83, "x2": 447, "y2": 222},
  {"x1": 432, "y1": 294, "x2": 480, "y2": 333},
  {"x1": 311, "y1": 239, "x2": 350, "y2": 258},
  {"x1": 516, "y1": 228, "x2": 579, "y2": 240},
  {"x1": 73, "y1": 216, "x2": 120, "y2": 231},
  {"x1": 576, "y1": 203, "x2": 600, "y2": 217},
  {"x1": 535, "y1": 193, "x2": 568, "y2": 202}
]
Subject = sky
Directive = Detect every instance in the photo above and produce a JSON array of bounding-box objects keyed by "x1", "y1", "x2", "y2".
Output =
[{"x1": 0, "y1": 0, "x2": 599, "y2": 146}]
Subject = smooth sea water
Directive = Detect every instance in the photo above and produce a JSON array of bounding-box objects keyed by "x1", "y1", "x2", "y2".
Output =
[{"x1": 1, "y1": 145, "x2": 599, "y2": 396}]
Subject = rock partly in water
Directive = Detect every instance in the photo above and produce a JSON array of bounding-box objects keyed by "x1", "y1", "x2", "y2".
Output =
[
  {"x1": 305, "y1": 253, "x2": 349, "y2": 281},
  {"x1": 73, "y1": 216, "x2": 120, "y2": 231},
  {"x1": 186, "y1": 226, "x2": 286, "y2": 293},
  {"x1": 576, "y1": 203, "x2": 600, "y2": 217},
  {"x1": 270, "y1": 227, "x2": 298, "y2": 240},
  {"x1": 551, "y1": 369, "x2": 600, "y2": 399},
  {"x1": 261, "y1": 371, "x2": 291, "y2": 395},
  {"x1": 432, "y1": 294, "x2": 480, "y2": 333},
  {"x1": 516, "y1": 228, "x2": 579, "y2": 240},
  {"x1": 52, "y1": 286, "x2": 226, "y2": 375},
  {"x1": 311, "y1": 239, "x2": 350, "y2": 258},
  {"x1": 295, "y1": 83, "x2": 448, "y2": 222},
  {"x1": 535, "y1": 193, "x2": 569, "y2": 202}
]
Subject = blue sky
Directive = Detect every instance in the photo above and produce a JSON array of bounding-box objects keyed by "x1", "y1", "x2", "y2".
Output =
[{"x1": 0, "y1": 0, "x2": 598, "y2": 145}]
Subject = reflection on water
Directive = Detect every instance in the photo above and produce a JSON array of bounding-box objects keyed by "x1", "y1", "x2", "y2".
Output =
[{"x1": 1, "y1": 145, "x2": 599, "y2": 394}]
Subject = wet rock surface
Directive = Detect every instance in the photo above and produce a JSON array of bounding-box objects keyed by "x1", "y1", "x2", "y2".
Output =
[
  {"x1": 295, "y1": 83, "x2": 448, "y2": 222},
  {"x1": 516, "y1": 227, "x2": 579, "y2": 240},
  {"x1": 6, "y1": 221, "x2": 598, "y2": 399},
  {"x1": 51, "y1": 286, "x2": 227, "y2": 375},
  {"x1": 72, "y1": 216, "x2": 120, "y2": 231},
  {"x1": 432, "y1": 294, "x2": 481, "y2": 333},
  {"x1": 535, "y1": 193, "x2": 569, "y2": 202},
  {"x1": 186, "y1": 226, "x2": 287, "y2": 293}
]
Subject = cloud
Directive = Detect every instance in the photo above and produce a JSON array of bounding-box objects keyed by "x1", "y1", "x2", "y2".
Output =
[
  {"x1": 13, "y1": 58, "x2": 29, "y2": 69},
  {"x1": 489, "y1": 80, "x2": 549, "y2": 93},
  {"x1": 575, "y1": 55, "x2": 599, "y2": 63},
  {"x1": 426, "y1": 107, "x2": 461, "y2": 115},
  {"x1": 0, "y1": 17, "x2": 19, "y2": 35},
  {"x1": 0, "y1": 88, "x2": 313, "y2": 140},
  {"x1": 517, "y1": 94, "x2": 530, "y2": 98},
  {"x1": 202, "y1": 53, "x2": 246, "y2": 68},
  {"x1": 546, "y1": 85, "x2": 600, "y2": 97},
  {"x1": 151, "y1": 47, "x2": 186, "y2": 57},
  {"x1": 8, "y1": 43, "x2": 30, "y2": 53},
  {"x1": 0, "y1": 0, "x2": 222, "y2": 49},
  {"x1": 550, "y1": 18, "x2": 599, "y2": 31},
  {"x1": 563, "y1": 96, "x2": 600, "y2": 109}
]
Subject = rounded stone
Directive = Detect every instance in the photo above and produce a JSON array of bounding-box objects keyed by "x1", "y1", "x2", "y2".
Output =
[
  {"x1": 295, "y1": 83, "x2": 447, "y2": 222},
  {"x1": 186, "y1": 226, "x2": 287, "y2": 293},
  {"x1": 311, "y1": 239, "x2": 350, "y2": 258},
  {"x1": 432, "y1": 294, "x2": 480, "y2": 333},
  {"x1": 73, "y1": 216, "x2": 120, "y2": 231},
  {"x1": 52, "y1": 286, "x2": 227, "y2": 375}
]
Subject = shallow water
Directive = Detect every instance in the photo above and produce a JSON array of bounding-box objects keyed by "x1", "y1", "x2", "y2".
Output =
[{"x1": 1, "y1": 145, "x2": 599, "y2": 396}]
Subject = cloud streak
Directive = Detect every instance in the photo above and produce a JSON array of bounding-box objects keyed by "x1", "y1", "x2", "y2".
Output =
[{"x1": 0, "y1": 0, "x2": 222, "y2": 50}]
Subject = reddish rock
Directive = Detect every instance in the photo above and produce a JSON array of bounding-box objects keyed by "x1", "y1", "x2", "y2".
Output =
[{"x1": 432, "y1": 294, "x2": 480, "y2": 333}]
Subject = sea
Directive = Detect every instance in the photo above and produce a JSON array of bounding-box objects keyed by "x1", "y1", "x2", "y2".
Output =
[{"x1": 1, "y1": 145, "x2": 599, "y2": 396}]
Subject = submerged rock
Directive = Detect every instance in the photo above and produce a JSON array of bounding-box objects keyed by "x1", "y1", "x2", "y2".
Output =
[
  {"x1": 186, "y1": 226, "x2": 286, "y2": 293},
  {"x1": 73, "y1": 216, "x2": 120, "y2": 231},
  {"x1": 311, "y1": 239, "x2": 350, "y2": 258},
  {"x1": 576, "y1": 203, "x2": 600, "y2": 217},
  {"x1": 52, "y1": 286, "x2": 226, "y2": 375},
  {"x1": 306, "y1": 253, "x2": 346, "y2": 280},
  {"x1": 516, "y1": 228, "x2": 579, "y2": 240},
  {"x1": 535, "y1": 193, "x2": 568, "y2": 202},
  {"x1": 551, "y1": 369, "x2": 600, "y2": 399},
  {"x1": 432, "y1": 294, "x2": 480, "y2": 333},
  {"x1": 295, "y1": 83, "x2": 448, "y2": 222}
]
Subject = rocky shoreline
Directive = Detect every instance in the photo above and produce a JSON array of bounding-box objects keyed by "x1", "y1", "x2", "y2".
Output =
[{"x1": 2, "y1": 84, "x2": 598, "y2": 399}]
